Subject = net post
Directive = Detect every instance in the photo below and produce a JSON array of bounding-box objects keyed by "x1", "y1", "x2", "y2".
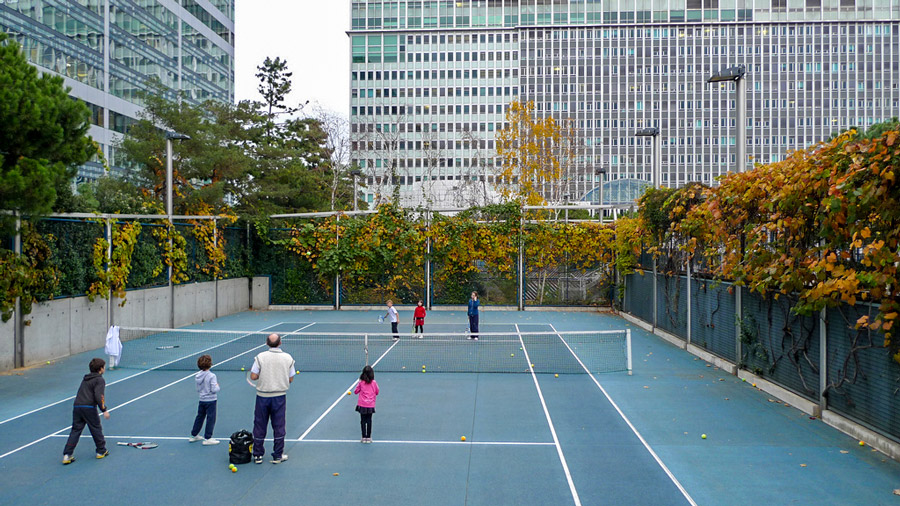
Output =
[{"x1": 626, "y1": 329, "x2": 633, "y2": 375}]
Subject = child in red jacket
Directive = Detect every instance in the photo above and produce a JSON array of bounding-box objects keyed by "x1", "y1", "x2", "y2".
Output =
[{"x1": 413, "y1": 300, "x2": 426, "y2": 337}]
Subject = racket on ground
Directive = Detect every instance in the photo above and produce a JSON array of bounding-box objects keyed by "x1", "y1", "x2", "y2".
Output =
[
  {"x1": 156, "y1": 345, "x2": 180, "y2": 350},
  {"x1": 117, "y1": 442, "x2": 158, "y2": 449}
]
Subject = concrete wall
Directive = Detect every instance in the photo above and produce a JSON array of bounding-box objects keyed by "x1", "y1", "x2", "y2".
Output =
[
  {"x1": 3, "y1": 277, "x2": 264, "y2": 372},
  {"x1": 23, "y1": 296, "x2": 109, "y2": 367},
  {"x1": 252, "y1": 276, "x2": 269, "y2": 310},
  {"x1": 0, "y1": 315, "x2": 13, "y2": 371}
]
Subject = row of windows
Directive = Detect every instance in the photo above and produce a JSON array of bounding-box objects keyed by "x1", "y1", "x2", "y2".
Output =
[
  {"x1": 352, "y1": 68, "x2": 519, "y2": 81},
  {"x1": 521, "y1": 22, "x2": 896, "y2": 40},
  {"x1": 353, "y1": 85, "x2": 519, "y2": 99},
  {"x1": 526, "y1": 42, "x2": 888, "y2": 59}
]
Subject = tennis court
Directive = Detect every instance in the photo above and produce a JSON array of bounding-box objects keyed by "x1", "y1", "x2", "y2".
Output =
[{"x1": 1, "y1": 309, "x2": 898, "y2": 505}]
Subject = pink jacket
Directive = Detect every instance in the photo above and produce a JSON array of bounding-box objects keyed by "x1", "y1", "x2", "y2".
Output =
[{"x1": 354, "y1": 380, "x2": 379, "y2": 408}]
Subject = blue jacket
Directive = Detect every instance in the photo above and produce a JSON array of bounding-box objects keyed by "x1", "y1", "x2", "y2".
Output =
[{"x1": 467, "y1": 299, "x2": 480, "y2": 316}]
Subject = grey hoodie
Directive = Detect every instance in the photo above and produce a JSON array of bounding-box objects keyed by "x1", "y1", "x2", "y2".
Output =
[{"x1": 195, "y1": 370, "x2": 220, "y2": 402}]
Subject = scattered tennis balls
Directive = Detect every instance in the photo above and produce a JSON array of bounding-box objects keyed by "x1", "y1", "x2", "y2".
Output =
[
  {"x1": 241, "y1": 367, "x2": 245, "y2": 371},
  {"x1": 46, "y1": 361, "x2": 51, "y2": 365},
  {"x1": 701, "y1": 434, "x2": 707, "y2": 439},
  {"x1": 231, "y1": 467, "x2": 237, "y2": 473},
  {"x1": 741, "y1": 378, "x2": 746, "y2": 382},
  {"x1": 347, "y1": 391, "x2": 351, "y2": 395},
  {"x1": 460, "y1": 436, "x2": 466, "y2": 441},
  {"x1": 510, "y1": 353, "x2": 515, "y2": 357},
  {"x1": 752, "y1": 383, "x2": 757, "y2": 387},
  {"x1": 531, "y1": 363, "x2": 535, "y2": 368},
  {"x1": 333, "y1": 473, "x2": 340, "y2": 476},
  {"x1": 555, "y1": 374, "x2": 559, "y2": 378},
  {"x1": 859, "y1": 441, "x2": 865, "y2": 447},
  {"x1": 296, "y1": 370, "x2": 300, "y2": 374}
]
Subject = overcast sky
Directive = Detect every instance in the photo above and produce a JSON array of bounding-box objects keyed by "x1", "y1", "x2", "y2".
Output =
[{"x1": 234, "y1": 1, "x2": 350, "y2": 118}]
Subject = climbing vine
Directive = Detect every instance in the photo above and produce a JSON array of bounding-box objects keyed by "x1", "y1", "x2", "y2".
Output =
[{"x1": 88, "y1": 221, "x2": 142, "y2": 305}]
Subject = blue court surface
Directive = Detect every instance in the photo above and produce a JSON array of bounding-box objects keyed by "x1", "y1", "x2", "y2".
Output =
[{"x1": 1, "y1": 310, "x2": 898, "y2": 505}]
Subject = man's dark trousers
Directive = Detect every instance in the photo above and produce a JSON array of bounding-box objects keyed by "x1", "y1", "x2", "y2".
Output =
[{"x1": 253, "y1": 395, "x2": 286, "y2": 459}]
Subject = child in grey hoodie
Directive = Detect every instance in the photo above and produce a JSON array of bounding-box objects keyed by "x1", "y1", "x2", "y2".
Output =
[{"x1": 189, "y1": 354, "x2": 220, "y2": 445}]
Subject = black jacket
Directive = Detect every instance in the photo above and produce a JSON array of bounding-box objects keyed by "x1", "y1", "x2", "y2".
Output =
[{"x1": 73, "y1": 373, "x2": 107, "y2": 412}]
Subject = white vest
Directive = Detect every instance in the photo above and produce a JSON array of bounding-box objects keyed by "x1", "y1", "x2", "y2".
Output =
[{"x1": 253, "y1": 348, "x2": 294, "y2": 397}]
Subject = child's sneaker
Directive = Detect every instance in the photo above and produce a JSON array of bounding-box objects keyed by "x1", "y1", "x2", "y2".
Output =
[
  {"x1": 365, "y1": 438, "x2": 373, "y2": 443},
  {"x1": 96, "y1": 450, "x2": 109, "y2": 459},
  {"x1": 270, "y1": 454, "x2": 289, "y2": 464},
  {"x1": 202, "y1": 438, "x2": 220, "y2": 446},
  {"x1": 360, "y1": 438, "x2": 366, "y2": 443},
  {"x1": 188, "y1": 435, "x2": 204, "y2": 443},
  {"x1": 254, "y1": 456, "x2": 263, "y2": 464},
  {"x1": 62, "y1": 455, "x2": 75, "y2": 465}
]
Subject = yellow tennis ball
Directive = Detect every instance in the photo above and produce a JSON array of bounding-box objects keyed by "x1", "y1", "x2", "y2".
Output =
[
  {"x1": 421, "y1": 369, "x2": 426, "y2": 373},
  {"x1": 46, "y1": 361, "x2": 51, "y2": 365},
  {"x1": 555, "y1": 374, "x2": 559, "y2": 378},
  {"x1": 859, "y1": 441, "x2": 865, "y2": 446},
  {"x1": 347, "y1": 391, "x2": 351, "y2": 395},
  {"x1": 460, "y1": 436, "x2": 466, "y2": 441},
  {"x1": 241, "y1": 367, "x2": 245, "y2": 371},
  {"x1": 231, "y1": 467, "x2": 237, "y2": 473},
  {"x1": 701, "y1": 434, "x2": 707, "y2": 439},
  {"x1": 510, "y1": 353, "x2": 514, "y2": 357},
  {"x1": 296, "y1": 370, "x2": 300, "y2": 374},
  {"x1": 531, "y1": 363, "x2": 535, "y2": 368}
]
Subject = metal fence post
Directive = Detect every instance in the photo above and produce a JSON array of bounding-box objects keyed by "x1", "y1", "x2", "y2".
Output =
[
  {"x1": 106, "y1": 218, "x2": 112, "y2": 329},
  {"x1": 686, "y1": 257, "x2": 691, "y2": 346},
  {"x1": 213, "y1": 217, "x2": 218, "y2": 319},
  {"x1": 335, "y1": 214, "x2": 341, "y2": 310},
  {"x1": 425, "y1": 212, "x2": 431, "y2": 310},
  {"x1": 819, "y1": 307, "x2": 828, "y2": 412},
  {"x1": 518, "y1": 214, "x2": 524, "y2": 311},
  {"x1": 13, "y1": 213, "x2": 23, "y2": 368},
  {"x1": 652, "y1": 256, "x2": 658, "y2": 328},
  {"x1": 735, "y1": 284, "x2": 742, "y2": 369}
]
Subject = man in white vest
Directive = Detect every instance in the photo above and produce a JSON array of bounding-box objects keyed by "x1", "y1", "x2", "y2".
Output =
[{"x1": 250, "y1": 333, "x2": 295, "y2": 464}]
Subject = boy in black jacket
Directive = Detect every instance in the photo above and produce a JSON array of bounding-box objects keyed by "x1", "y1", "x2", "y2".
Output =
[{"x1": 62, "y1": 358, "x2": 110, "y2": 464}]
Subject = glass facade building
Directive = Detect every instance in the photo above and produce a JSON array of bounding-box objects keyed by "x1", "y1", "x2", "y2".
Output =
[
  {"x1": 349, "y1": 1, "x2": 900, "y2": 206},
  {"x1": 1, "y1": 0, "x2": 235, "y2": 180}
]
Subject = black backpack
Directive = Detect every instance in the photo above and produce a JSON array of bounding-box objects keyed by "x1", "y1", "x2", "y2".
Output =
[{"x1": 229, "y1": 430, "x2": 253, "y2": 465}]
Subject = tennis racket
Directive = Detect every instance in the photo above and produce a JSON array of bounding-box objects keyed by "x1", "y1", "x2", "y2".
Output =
[
  {"x1": 117, "y1": 441, "x2": 158, "y2": 449},
  {"x1": 378, "y1": 314, "x2": 385, "y2": 323},
  {"x1": 246, "y1": 370, "x2": 257, "y2": 388},
  {"x1": 156, "y1": 345, "x2": 180, "y2": 350}
]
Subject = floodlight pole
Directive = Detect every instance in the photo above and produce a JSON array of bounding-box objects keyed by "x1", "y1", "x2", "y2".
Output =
[
  {"x1": 707, "y1": 65, "x2": 747, "y2": 173},
  {"x1": 634, "y1": 128, "x2": 660, "y2": 188},
  {"x1": 165, "y1": 131, "x2": 190, "y2": 328},
  {"x1": 350, "y1": 169, "x2": 361, "y2": 212}
]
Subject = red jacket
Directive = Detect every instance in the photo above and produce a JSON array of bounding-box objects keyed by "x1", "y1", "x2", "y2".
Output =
[{"x1": 414, "y1": 306, "x2": 426, "y2": 325}]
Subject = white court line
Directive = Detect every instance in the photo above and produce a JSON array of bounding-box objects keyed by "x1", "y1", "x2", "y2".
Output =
[
  {"x1": 295, "y1": 339, "x2": 400, "y2": 441},
  {"x1": 517, "y1": 324, "x2": 582, "y2": 506},
  {"x1": 549, "y1": 324, "x2": 698, "y2": 506},
  {"x1": 0, "y1": 322, "x2": 298, "y2": 427},
  {"x1": 0, "y1": 322, "x2": 314, "y2": 461},
  {"x1": 48, "y1": 434, "x2": 555, "y2": 446}
]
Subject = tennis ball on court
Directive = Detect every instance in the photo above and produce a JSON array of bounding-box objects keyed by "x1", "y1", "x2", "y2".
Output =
[
  {"x1": 510, "y1": 353, "x2": 514, "y2": 357},
  {"x1": 231, "y1": 467, "x2": 237, "y2": 473},
  {"x1": 531, "y1": 363, "x2": 535, "y2": 368},
  {"x1": 460, "y1": 436, "x2": 466, "y2": 441},
  {"x1": 859, "y1": 441, "x2": 865, "y2": 447},
  {"x1": 701, "y1": 434, "x2": 707, "y2": 439},
  {"x1": 46, "y1": 361, "x2": 51, "y2": 365},
  {"x1": 752, "y1": 383, "x2": 757, "y2": 387},
  {"x1": 742, "y1": 378, "x2": 746, "y2": 382},
  {"x1": 296, "y1": 370, "x2": 300, "y2": 374},
  {"x1": 555, "y1": 374, "x2": 559, "y2": 378},
  {"x1": 241, "y1": 367, "x2": 245, "y2": 371},
  {"x1": 347, "y1": 391, "x2": 351, "y2": 395}
]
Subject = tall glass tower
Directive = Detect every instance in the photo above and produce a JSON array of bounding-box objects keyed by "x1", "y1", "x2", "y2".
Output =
[
  {"x1": 1, "y1": 0, "x2": 235, "y2": 180},
  {"x1": 349, "y1": 0, "x2": 899, "y2": 207}
]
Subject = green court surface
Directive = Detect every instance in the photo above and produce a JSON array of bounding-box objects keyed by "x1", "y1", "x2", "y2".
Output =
[{"x1": 1, "y1": 309, "x2": 898, "y2": 505}]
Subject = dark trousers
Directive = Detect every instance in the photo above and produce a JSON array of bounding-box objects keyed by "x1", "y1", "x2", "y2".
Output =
[
  {"x1": 391, "y1": 322, "x2": 399, "y2": 337},
  {"x1": 63, "y1": 407, "x2": 106, "y2": 456},
  {"x1": 253, "y1": 395, "x2": 287, "y2": 459},
  {"x1": 468, "y1": 314, "x2": 479, "y2": 338},
  {"x1": 191, "y1": 400, "x2": 217, "y2": 439},
  {"x1": 360, "y1": 413, "x2": 373, "y2": 438},
  {"x1": 415, "y1": 325, "x2": 423, "y2": 333}
]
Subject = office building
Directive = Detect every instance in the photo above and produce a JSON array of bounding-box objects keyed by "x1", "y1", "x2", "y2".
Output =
[
  {"x1": 348, "y1": 0, "x2": 899, "y2": 207},
  {"x1": 1, "y1": 0, "x2": 235, "y2": 180}
]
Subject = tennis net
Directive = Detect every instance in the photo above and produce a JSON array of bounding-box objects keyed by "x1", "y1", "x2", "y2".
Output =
[{"x1": 114, "y1": 327, "x2": 632, "y2": 375}]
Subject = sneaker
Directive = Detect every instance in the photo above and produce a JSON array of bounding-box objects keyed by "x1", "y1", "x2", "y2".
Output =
[
  {"x1": 254, "y1": 456, "x2": 263, "y2": 464},
  {"x1": 62, "y1": 455, "x2": 75, "y2": 465},
  {"x1": 188, "y1": 435, "x2": 204, "y2": 443},
  {"x1": 417, "y1": 335, "x2": 423, "y2": 339},
  {"x1": 270, "y1": 454, "x2": 289, "y2": 464},
  {"x1": 202, "y1": 438, "x2": 220, "y2": 446},
  {"x1": 96, "y1": 450, "x2": 109, "y2": 459},
  {"x1": 361, "y1": 438, "x2": 366, "y2": 443},
  {"x1": 473, "y1": 337, "x2": 478, "y2": 341},
  {"x1": 392, "y1": 336, "x2": 400, "y2": 340},
  {"x1": 365, "y1": 438, "x2": 373, "y2": 443}
]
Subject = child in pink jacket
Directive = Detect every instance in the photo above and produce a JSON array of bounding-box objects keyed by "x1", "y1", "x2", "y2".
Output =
[{"x1": 354, "y1": 365, "x2": 379, "y2": 443}]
